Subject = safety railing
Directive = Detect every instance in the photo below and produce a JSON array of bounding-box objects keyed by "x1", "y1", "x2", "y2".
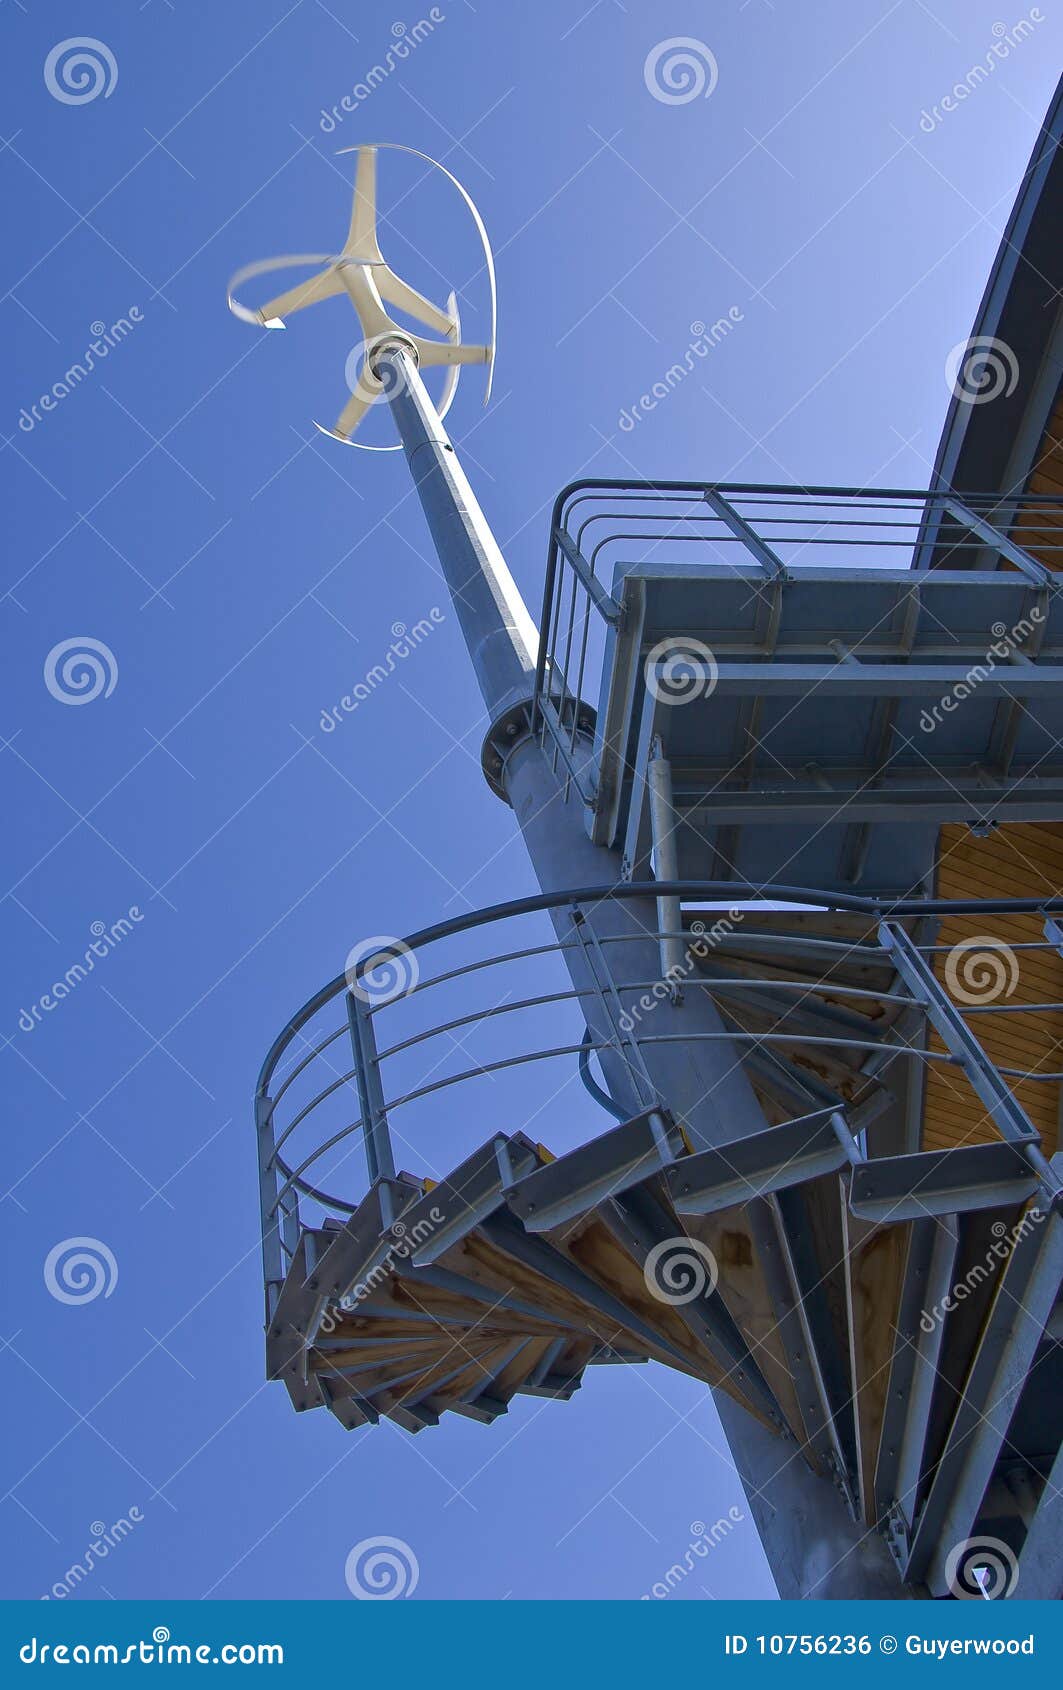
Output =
[
  {"x1": 530, "y1": 482, "x2": 1063, "y2": 798},
  {"x1": 256, "y1": 881, "x2": 1063, "y2": 1316}
]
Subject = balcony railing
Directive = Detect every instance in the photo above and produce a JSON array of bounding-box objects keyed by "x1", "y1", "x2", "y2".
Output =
[
  {"x1": 255, "y1": 881, "x2": 1063, "y2": 1323},
  {"x1": 531, "y1": 482, "x2": 1063, "y2": 809}
]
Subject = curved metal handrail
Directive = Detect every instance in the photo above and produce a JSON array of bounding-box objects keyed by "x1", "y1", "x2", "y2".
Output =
[
  {"x1": 256, "y1": 877, "x2": 1063, "y2": 1101},
  {"x1": 256, "y1": 879, "x2": 1063, "y2": 1247}
]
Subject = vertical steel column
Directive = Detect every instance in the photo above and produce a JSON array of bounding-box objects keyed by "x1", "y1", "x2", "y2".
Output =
[
  {"x1": 382, "y1": 346, "x2": 772, "y2": 1154},
  {"x1": 346, "y1": 991, "x2": 396, "y2": 1183},
  {"x1": 256, "y1": 1093, "x2": 288, "y2": 1325},
  {"x1": 381, "y1": 345, "x2": 912, "y2": 1600},
  {"x1": 647, "y1": 736, "x2": 686, "y2": 990}
]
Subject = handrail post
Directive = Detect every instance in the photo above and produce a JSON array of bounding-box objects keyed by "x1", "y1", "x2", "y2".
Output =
[
  {"x1": 255, "y1": 1092, "x2": 287, "y2": 1325},
  {"x1": 878, "y1": 920, "x2": 1045, "y2": 1155},
  {"x1": 944, "y1": 495, "x2": 1053, "y2": 587},
  {"x1": 703, "y1": 487, "x2": 788, "y2": 579},
  {"x1": 346, "y1": 990, "x2": 396, "y2": 1183},
  {"x1": 647, "y1": 737, "x2": 686, "y2": 995}
]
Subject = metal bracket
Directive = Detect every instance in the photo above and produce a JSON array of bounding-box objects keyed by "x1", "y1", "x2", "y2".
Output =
[
  {"x1": 847, "y1": 1140, "x2": 1040, "y2": 1224},
  {"x1": 407, "y1": 1134, "x2": 541, "y2": 1264},
  {"x1": 504, "y1": 1107, "x2": 683, "y2": 1232},
  {"x1": 664, "y1": 1106, "x2": 849, "y2": 1215}
]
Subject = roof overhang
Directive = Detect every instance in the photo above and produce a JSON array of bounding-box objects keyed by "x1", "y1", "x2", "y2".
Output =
[{"x1": 930, "y1": 76, "x2": 1063, "y2": 500}]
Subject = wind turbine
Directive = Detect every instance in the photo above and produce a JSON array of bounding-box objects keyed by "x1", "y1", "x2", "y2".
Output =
[{"x1": 228, "y1": 142, "x2": 494, "y2": 446}]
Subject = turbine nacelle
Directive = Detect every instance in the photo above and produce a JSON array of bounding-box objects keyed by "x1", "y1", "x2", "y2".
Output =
[{"x1": 227, "y1": 144, "x2": 495, "y2": 446}]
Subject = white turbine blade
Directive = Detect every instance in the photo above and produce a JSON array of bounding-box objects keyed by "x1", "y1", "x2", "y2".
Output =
[
  {"x1": 435, "y1": 290, "x2": 462, "y2": 423},
  {"x1": 333, "y1": 374, "x2": 382, "y2": 441},
  {"x1": 336, "y1": 142, "x2": 497, "y2": 403},
  {"x1": 376, "y1": 265, "x2": 453, "y2": 336},
  {"x1": 256, "y1": 265, "x2": 343, "y2": 326},
  {"x1": 416, "y1": 340, "x2": 491, "y2": 368},
  {"x1": 227, "y1": 253, "x2": 337, "y2": 327},
  {"x1": 344, "y1": 146, "x2": 382, "y2": 260}
]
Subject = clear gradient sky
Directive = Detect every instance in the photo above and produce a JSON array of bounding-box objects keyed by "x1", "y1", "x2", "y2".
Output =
[{"x1": 2, "y1": 0, "x2": 1061, "y2": 1602}]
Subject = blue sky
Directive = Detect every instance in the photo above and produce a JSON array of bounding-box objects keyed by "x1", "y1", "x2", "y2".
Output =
[{"x1": 2, "y1": 0, "x2": 1060, "y2": 1602}]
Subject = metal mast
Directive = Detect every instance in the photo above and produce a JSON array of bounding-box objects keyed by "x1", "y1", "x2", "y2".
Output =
[{"x1": 382, "y1": 345, "x2": 907, "y2": 1598}]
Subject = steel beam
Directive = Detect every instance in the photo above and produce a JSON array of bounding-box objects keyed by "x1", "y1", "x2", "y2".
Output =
[
  {"x1": 703, "y1": 488, "x2": 788, "y2": 579},
  {"x1": 847, "y1": 1142, "x2": 1040, "y2": 1224},
  {"x1": 504, "y1": 1107, "x2": 683, "y2": 1232},
  {"x1": 878, "y1": 921, "x2": 1045, "y2": 1151},
  {"x1": 597, "y1": 1183, "x2": 784, "y2": 1426},
  {"x1": 1015, "y1": 1434, "x2": 1063, "y2": 1599},
  {"x1": 877, "y1": 1217, "x2": 960, "y2": 1531},
  {"x1": 647, "y1": 739, "x2": 685, "y2": 984},
  {"x1": 944, "y1": 497, "x2": 1054, "y2": 588},
  {"x1": 648, "y1": 660, "x2": 1063, "y2": 696},
  {"x1": 664, "y1": 1108, "x2": 849, "y2": 1215},
  {"x1": 905, "y1": 1192, "x2": 1063, "y2": 1589}
]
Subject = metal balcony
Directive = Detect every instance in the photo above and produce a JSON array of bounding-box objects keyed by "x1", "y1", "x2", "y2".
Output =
[{"x1": 529, "y1": 484, "x2": 1063, "y2": 894}]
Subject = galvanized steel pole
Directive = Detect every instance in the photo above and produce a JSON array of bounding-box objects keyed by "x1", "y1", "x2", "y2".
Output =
[
  {"x1": 381, "y1": 345, "x2": 911, "y2": 1600},
  {"x1": 384, "y1": 346, "x2": 772, "y2": 1148}
]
